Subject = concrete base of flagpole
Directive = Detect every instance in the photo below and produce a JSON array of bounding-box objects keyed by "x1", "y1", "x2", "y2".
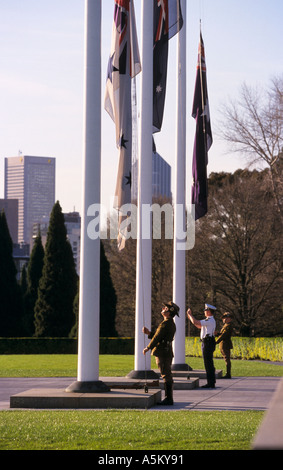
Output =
[
  {"x1": 171, "y1": 363, "x2": 192, "y2": 371},
  {"x1": 65, "y1": 380, "x2": 110, "y2": 394},
  {"x1": 126, "y1": 370, "x2": 159, "y2": 380}
]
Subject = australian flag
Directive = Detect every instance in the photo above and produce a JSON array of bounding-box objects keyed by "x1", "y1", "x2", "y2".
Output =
[
  {"x1": 104, "y1": 0, "x2": 141, "y2": 249},
  {"x1": 191, "y1": 32, "x2": 213, "y2": 220},
  {"x1": 153, "y1": 0, "x2": 183, "y2": 133}
]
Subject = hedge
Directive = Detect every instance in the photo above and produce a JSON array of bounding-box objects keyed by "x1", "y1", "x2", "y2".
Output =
[
  {"x1": 186, "y1": 337, "x2": 283, "y2": 362},
  {"x1": 0, "y1": 337, "x2": 134, "y2": 355},
  {"x1": 1, "y1": 337, "x2": 282, "y2": 361}
]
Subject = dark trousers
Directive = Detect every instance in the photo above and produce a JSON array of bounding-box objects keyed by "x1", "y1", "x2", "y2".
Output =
[
  {"x1": 202, "y1": 337, "x2": 216, "y2": 386},
  {"x1": 220, "y1": 344, "x2": 232, "y2": 376}
]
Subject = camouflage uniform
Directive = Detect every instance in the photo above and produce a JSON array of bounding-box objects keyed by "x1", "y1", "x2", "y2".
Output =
[{"x1": 216, "y1": 321, "x2": 233, "y2": 378}]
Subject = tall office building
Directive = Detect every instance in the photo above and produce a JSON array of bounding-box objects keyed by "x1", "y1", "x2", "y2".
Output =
[
  {"x1": 5, "y1": 156, "x2": 55, "y2": 245},
  {"x1": 132, "y1": 151, "x2": 172, "y2": 201}
]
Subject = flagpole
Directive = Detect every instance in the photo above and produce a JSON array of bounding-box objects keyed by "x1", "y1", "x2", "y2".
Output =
[
  {"x1": 127, "y1": 0, "x2": 157, "y2": 379},
  {"x1": 66, "y1": 0, "x2": 109, "y2": 393},
  {"x1": 172, "y1": 0, "x2": 188, "y2": 371}
]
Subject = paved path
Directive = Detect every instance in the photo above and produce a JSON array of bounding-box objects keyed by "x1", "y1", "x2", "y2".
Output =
[{"x1": 0, "y1": 376, "x2": 281, "y2": 411}]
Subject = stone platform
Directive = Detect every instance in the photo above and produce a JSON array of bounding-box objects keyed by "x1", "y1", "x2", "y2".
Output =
[
  {"x1": 9, "y1": 373, "x2": 200, "y2": 410},
  {"x1": 9, "y1": 369, "x2": 223, "y2": 410},
  {"x1": 102, "y1": 375, "x2": 199, "y2": 391},
  {"x1": 10, "y1": 387, "x2": 162, "y2": 410},
  {"x1": 171, "y1": 369, "x2": 223, "y2": 380}
]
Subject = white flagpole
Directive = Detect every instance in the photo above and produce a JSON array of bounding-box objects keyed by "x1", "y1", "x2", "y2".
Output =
[
  {"x1": 67, "y1": 0, "x2": 109, "y2": 393},
  {"x1": 172, "y1": 0, "x2": 188, "y2": 370},
  {"x1": 127, "y1": 0, "x2": 157, "y2": 379}
]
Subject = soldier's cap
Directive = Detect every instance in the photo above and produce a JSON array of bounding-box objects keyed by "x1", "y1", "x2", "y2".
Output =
[
  {"x1": 222, "y1": 312, "x2": 232, "y2": 318},
  {"x1": 163, "y1": 301, "x2": 180, "y2": 317},
  {"x1": 204, "y1": 303, "x2": 216, "y2": 311}
]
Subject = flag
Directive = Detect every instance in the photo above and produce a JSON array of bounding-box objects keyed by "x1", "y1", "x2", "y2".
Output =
[
  {"x1": 191, "y1": 32, "x2": 213, "y2": 220},
  {"x1": 104, "y1": 0, "x2": 141, "y2": 249},
  {"x1": 153, "y1": 0, "x2": 183, "y2": 133}
]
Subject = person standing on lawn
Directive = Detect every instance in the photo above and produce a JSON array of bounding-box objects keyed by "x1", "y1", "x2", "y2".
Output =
[
  {"x1": 142, "y1": 301, "x2": 179, "y2": 406},
  {"x1": 215, "y1": 312, "x2": 233, "y2": 378},
  {"x1": 187, "y1": 304, "x2": 216, "y2": 388}
]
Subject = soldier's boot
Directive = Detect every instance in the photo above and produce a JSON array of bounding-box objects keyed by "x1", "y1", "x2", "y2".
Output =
[
  {"x1": 159, "y1": 381, "x2": 174, "y2": 406},
  {"x1": 223, "y1": 366, "x2": 231, "y2": 379}
]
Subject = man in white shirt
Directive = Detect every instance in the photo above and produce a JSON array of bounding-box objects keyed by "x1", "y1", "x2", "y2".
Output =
[{"x1": 187, "y1": 304, "x2": 216, "y2": 388}]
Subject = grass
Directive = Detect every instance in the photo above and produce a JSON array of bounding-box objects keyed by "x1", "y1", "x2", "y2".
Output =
[
  {"x1": 0, "y1": 354, "x2": 282, "y2": 377},
  {"x1": 0, "y1": 354, "x2": 281, "y2": 451},
  {"x1": 0, "y1": 409, "x2": 264, "y2": 450}
]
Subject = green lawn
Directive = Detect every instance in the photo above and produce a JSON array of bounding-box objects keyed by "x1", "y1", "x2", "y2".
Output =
[
  {"x1": 0, "y1": 354, "x2": 282, "y2": 377},
  {"x1": 1, "y1": 354, "x2": 281, "y2": 451},
  {"x1": 0, "y1": 409, "x2": 264, "y2": 450}
]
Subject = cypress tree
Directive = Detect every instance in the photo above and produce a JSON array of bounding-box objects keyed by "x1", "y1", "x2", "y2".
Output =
[
  {"x1": 20, "y1": 265, "x2": 28, "y2": 296},
  {"x1": 0, "y1": 210, "x2": 23, "y2": 336},
  {"x1": 34, "y1": 201, "x2": 78, "y2": 337},
  {"x1": 100, "y1": 241, "x2": 117, "y2": 336},
  {"x1": 23, "y1": 233, "x2": 44, "y2": 336}
]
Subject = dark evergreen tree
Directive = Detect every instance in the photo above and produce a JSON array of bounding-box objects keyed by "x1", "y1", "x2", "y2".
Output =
[
  {"x1": 69, "y1": 279, "x2": 79, "y2": 338},
  {"x1": 100, "y1": 241, "x2": 117, "y2": 336},
  {"x1": 23, "y1": 233, "x2": 44, "y2": 336},
  {"x1": 34, "y1": 201, "x2": 78, "y2": 337},
  {"x1": 20, "y1": 265, "x2": 28, "y2": 296},
  {"x1": 0, "y1": 210, "x2": 23, "y2": 336}
]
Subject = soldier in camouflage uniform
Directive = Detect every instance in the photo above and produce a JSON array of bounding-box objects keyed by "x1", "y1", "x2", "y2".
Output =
[
  {"x1": 215, "y1": 312, "x2": 233, "y2": 378},
  {"x1": 143, "y1": 301, "x2": 179, "y2": 405}
]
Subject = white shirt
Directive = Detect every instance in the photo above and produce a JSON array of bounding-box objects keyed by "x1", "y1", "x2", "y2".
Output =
[{"x1": 200, "y1": 316, "x2": 216, "y2": 340}]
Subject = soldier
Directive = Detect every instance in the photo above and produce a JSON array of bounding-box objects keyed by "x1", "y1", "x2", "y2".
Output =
[
  {"x1": 187, "y1": 304, "x2": 216, "y2": 388},
  {"x1": 216, "y1": 312, "x2": 233, "y2": 378},
  {"x1": 143, "y1": 301, "x2": 179, "y2": 405}
]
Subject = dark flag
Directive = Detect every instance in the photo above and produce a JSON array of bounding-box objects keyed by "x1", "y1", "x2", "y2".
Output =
[
  {"x1": 153, "y1": 0, "x2": 183, "y2": 133},
  {"x1": 104, "y1": 0, "x2": 141, "y2": 249},
  {"x1": 191, "y1": 32, "x2": 213, "y2": 220}
]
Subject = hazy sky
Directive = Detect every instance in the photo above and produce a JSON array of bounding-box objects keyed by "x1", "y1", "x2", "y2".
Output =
[{"x1": 0, "y1": 0, "x2": 282, "y2": 213}]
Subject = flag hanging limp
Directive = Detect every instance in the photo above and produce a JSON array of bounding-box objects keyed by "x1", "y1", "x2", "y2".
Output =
[
  {"x1": 191, "y1": 32, "x2": 213, "y2": 220},
  {"x1": 104, "y1": 0, "x2": 141, "y2": 249},
  {"x1": 153, "y1": 0, "x2": 183, "y2": 133}
]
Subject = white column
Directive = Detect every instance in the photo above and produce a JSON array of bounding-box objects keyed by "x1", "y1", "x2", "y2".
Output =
[
  {"x1": 66, "y1": 0, "x2": 109, "y2": 393},
  {"x1": 127, "y1": 0, "x2": 157, "y2": 379},
  {"x1": 172, "y1": 0, "x2": 188, "y2": 370}
]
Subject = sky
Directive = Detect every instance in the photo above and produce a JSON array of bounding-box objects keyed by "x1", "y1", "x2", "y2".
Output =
[{"x1": 0, "y1": 0, "x2": 282, "y2": 214}]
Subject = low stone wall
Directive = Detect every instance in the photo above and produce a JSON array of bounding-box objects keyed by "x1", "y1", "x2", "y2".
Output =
[{"x1": 253, "y1": 377, "x2": 283, "y2": 450}]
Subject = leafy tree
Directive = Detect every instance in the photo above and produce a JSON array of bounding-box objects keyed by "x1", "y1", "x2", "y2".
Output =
[
  {"x1": 70, "y1": 242, "x2": 118, "y2": 338},
  {"x1": 104, "y1": 196, "x2": 174, "y2": 336},
  {"x1": 218, "y1": 76, "x2": 283, "y2": 223},
  {"x1": 103, "y1": 237, "x2": 136, "y2": 336},
  {"x1": 0, "y1": 210, "x2": 23, "y2": 336},
  {"x1": 34, "y1": 201, "x2": 78, "y2": 337},
  {"x1": 187, "y1": 169, "x2": 283, "y2": 336}
]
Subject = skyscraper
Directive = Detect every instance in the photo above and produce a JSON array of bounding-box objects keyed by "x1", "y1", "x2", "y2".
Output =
[
  {"x1": 132, "y1": 151, "x2": 172, "y2": 202},
  {"x1": 4, "y1": 155, "x2": 55, "y2": 245}
]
